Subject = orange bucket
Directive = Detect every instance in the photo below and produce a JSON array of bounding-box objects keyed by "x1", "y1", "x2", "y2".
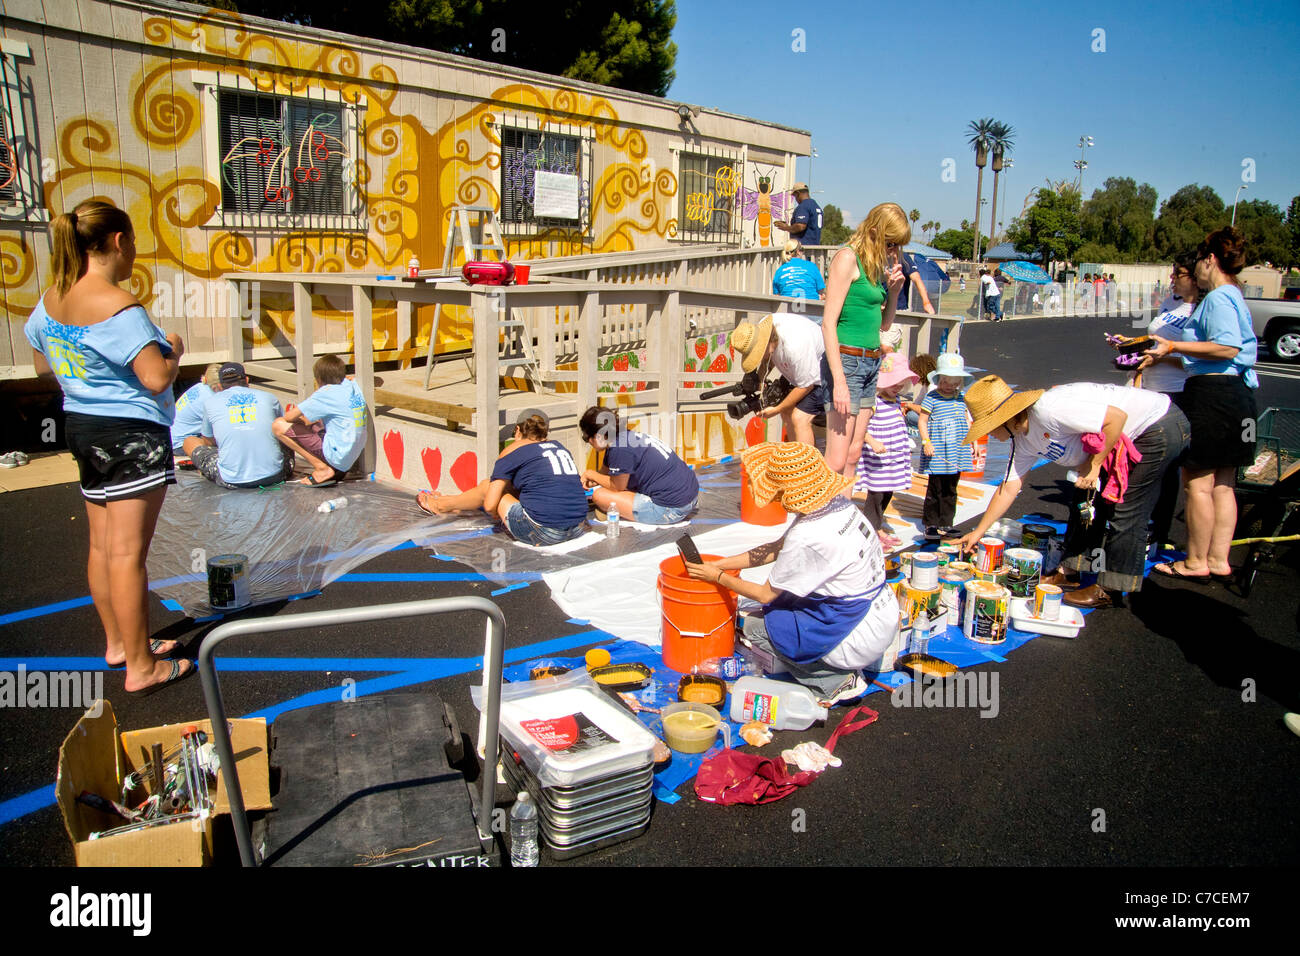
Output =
[
  {"x1": 741, "y1": 463, "x2": 787, "y2": 526},
  {"x1": 961, "y1": 434, "x2": 987, "y2": 481},
  {"x1": 658, "y1": 554, "x2": 738, "y2": 673}
]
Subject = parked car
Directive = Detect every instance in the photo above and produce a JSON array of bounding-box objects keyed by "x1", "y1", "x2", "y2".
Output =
[{"x1": 1247, "y1": 297, "x2": 1300, "y2": 364}]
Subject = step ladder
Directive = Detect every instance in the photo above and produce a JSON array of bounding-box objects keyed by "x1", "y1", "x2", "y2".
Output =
[{"x1": 424, "y1": 206, "x2": 543, "y2": 395}]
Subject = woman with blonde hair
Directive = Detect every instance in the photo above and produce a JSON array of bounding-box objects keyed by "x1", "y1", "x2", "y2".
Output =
[
  {"x1": 820, "y1": 202, "x2": 907, "y2": 477},
  {"x1": 771, "y1": 239, "x2": 825, "y2": 300},
  {"x1": 25, "y1": 199, "x2": 191, "y2": 694}
]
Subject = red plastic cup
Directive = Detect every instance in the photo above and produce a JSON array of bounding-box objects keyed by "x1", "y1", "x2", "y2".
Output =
[{"x1": 512, "y1": 263, "x2": 530, "y2": 285}]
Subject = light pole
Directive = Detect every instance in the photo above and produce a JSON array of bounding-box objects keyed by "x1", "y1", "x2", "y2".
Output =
[
  {"x1": 1232, "y1": 184, "x2": 1248, "y2": 226},
  {"x1": 808, "y1": 146, "x2": 819, "y2": 191},
  {"x1": 998, "y1": 159, "x2": 1014, "y2": 241},
  {"x1": 976, "y1": 198, "x2": 988, "y2": 259},
  {"x1": 1075, "y1": 135, "x2": 1094, "y2": 195}
]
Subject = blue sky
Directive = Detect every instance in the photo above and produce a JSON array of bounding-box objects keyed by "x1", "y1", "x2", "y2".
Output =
[{"x1": 668, "y1": 0, "x2": 1300, "y2": 234}]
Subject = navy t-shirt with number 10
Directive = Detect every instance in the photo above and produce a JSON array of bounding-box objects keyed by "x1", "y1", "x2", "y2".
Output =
[
  {"x1": 605, "y1": 431, "x2": 699, "y2": 509},
  {"x1": 490, "y1": 440, "x2": 588, "y2": 529}
]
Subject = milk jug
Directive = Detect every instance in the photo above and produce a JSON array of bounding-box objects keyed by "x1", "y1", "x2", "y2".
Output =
[{"x1": 729, "y1": 676, "x2": 828, "y2": 730}]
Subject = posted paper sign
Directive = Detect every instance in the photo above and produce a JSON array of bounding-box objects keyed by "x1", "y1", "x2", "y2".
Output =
[{"x1": 533, "y1": 171, "x2": 580, "y2": 219}]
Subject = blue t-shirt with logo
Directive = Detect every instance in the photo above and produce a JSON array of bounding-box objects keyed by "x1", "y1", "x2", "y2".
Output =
[
  {"x1": 790, "y1": 198, "x2": 822, "y2": 246},
  {"x1": 1182, "y1": 285, "x2": 1259, "y2": 387},
  {"x1": 24, "y1": 301, "x2": 175, "y2": 426},
  {"x1": 298, "y1": 378, "x2": 368, "y2": 471},
  {"x1": 604, "y1": 431, "x2": 699, "y2": 509},
  {"x1": 772, "y1": 259, "x2": 825, "y2": 300},
  {"x1": 201, "y1": 386, "x2": 286, "y2": 485},
  {"x1": 171, "y1": 381, "x2": 213, "y2": 450},
  {"x1": 490, "y1": 440, "x2": 588, "y2": 530}
]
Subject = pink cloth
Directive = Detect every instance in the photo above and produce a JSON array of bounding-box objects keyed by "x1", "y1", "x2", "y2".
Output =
[{"x1": 1081, "y1": 432, "x2": 1142, "y2": 503}]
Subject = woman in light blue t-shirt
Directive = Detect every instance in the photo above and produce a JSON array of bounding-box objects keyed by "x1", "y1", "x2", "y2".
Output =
[{"x1": 25, "y1": 200, "x2": 192, "y2": 696}]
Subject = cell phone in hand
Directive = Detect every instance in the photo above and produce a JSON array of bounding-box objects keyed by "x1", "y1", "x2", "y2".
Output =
[{"x1": 676, "y1": 534, "x2": 702, "y2": 565}]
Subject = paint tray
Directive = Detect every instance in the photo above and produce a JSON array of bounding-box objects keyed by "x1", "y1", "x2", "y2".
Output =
[
  {"x1": 895, "y1": 652, "x2": 960, "y2": 679},
  {"x1": 1009, "y1": 598, "x2": 1084, "y2": 638}
]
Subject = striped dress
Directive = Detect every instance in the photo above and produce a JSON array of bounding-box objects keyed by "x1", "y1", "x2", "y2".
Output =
[
  {"x1": 921, "y1": 392, "x2": 973, "y2": 474},
  {"x1": 855, "y1": 398, "x2": 912, "y2": 492}
]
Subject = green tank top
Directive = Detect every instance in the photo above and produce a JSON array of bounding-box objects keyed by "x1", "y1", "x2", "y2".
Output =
[{"x1": 836, "y1": 253, "x2": 886, "y2": 349}]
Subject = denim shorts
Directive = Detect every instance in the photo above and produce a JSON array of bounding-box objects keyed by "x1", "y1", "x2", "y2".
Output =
[
  {"x1": 820, "y1": 352, "x2": 882, "y2": 416},
  {"x1": 631, "y1": 493, "x2": 696, "y2": 525},
  {"x1": 505, "y1": 503, "x2": 587, "y2": 546}
]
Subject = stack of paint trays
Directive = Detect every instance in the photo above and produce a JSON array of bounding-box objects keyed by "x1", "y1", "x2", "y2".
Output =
[{"x1": 497, "y1": 686, "x2": 656, "y2": 860}]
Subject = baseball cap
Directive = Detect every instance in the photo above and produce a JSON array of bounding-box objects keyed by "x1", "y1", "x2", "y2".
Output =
[
  {"x1": 218, "y1": 362, "x2": 247, "y2": 386},
  {"x1": 790, "y1": 182, "x2": 809, "y2": 193}
]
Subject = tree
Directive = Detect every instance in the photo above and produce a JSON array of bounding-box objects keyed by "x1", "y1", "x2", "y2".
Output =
[
  {"x1": 1153, "y1": 185, "x2": 1225, "y2": 259},
  {"x1": 1006, "y1": 186, "x2": 1083, "y2": 273},
  {"x1": 1232, "y1": 199, "x2": 1289, "y2": 267},
  {"x1": 228, "y1": 0, "x2": 679, "y2": 96},
  {"x1": 909, "y1": 208, "x2": 920, "y2": 235},
  {"x1": 821, "y1": 204, "x2": 852, "y2": 246},
  {"x1": 1287, "y1": 195, "x2": 1300, "y2": 271},
  {"x1": 931, "y1": 226, "x2": 986, "y2": 259},
  {"x1": 986, "y1": 120, "x2": 1015, "y2": 246},
  {"x1": 966, "y1": 118, "x2": 996, "y2": 260},
  {"x1": 1079, "y1": 177, "x2": 1158, "y2": 262}
]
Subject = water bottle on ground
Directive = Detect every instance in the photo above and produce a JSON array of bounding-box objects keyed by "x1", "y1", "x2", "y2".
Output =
[
  {"x1": 607, "y1": 503, "x2": 620, "y2": 539},
  {"x1": 912, "y1": 609, "x2": 931, "y2": 657},
  {"x1": 697, "y1": 655, "x2": 757, "y2": 680},
  {"x1": 317, "y1": 496, "x2": 348, "y2": 514},
  {"x1": 509, "y1": 791, "x2": 539, "y2": 867}
]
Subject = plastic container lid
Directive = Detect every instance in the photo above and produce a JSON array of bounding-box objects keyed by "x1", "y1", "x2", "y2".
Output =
[{"x1": 1008, "y1": 598, "x2": 1085, "y2": 638}]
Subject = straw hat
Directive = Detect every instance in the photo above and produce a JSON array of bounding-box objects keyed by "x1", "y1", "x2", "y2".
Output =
[
  {"x1": 962, "y1": 375, "x2": 1044, "y2": 445},
  {"x1": 876, "y1": 351, "x2": 919, "y2": 391},
  {"x1": 730, "y1": 316, "x2": 775, "y2": 373},
  {"x1": 741, "y1": 441, "x2": 853, "y2": 514}
]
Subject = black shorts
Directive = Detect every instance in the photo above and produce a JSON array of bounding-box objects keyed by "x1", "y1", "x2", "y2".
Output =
[
  {"x1": 64, "y1": 413, "x2": 176, "y2": 502},
  {"x1": 794, "y1": 381, "x2": 825, "y2": 417},
  {"x1": 1180, "y1": 375, "x2": 1258, "y2": 470}
]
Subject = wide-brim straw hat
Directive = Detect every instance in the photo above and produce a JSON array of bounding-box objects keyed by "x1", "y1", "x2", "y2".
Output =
[
  {"x1": 730, "y1": 315, "x2": 775, "y2": 374},
  {"x1": 962, "y1": 375, "x2": 1044, "y2": 445},
  {"x1": 741, "y1": 441, "x2": 853, "y2": 514}
]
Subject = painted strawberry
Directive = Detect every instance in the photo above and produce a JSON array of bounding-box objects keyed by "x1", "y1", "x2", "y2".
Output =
[
  {"x1": 450, "y1": 451, "x2": 478, "y2": 491},
  {"x1": 613, "y1": 355, "x2": 630, "y2": 372},
  {"x1": 708, "y1": 354, "x2": 728, "y2": 372},
  {"x1": 695, "y1": 338, "x2": 708, "y2": 359}
]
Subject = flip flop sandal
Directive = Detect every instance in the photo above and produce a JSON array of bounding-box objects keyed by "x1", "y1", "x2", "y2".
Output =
[
  {"x1": 105, "y1": 639, "x2": 180, "y2": 669},
  {"x1": 126, "y1": 658, "x2": 196, "y2": 698},
  {"x1": 300, "y1": 473, "x2": 340, "y2": 488},
  {"x1": 1151, "y1": 562, "x2": 1211, "y2": 583}
]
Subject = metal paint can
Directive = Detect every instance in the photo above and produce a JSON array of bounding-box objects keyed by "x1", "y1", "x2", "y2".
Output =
[
  {"x1": 1033, "y1": 582, "x2": 1063, "y2": 621},
  {"x1": 898, "y1": 552, "x2": 915, "y2": 580},
  {"x1": 972, "y1": 564, "x2": 1010, "y2": 586},
  {"x1": 937, "y1": 542, "x2": 961, "y2": 566},
  {"x1": 1021, "y1": 523, "x2": 1055, "y2": 555},
  {"x1": 974, "y1": 537, "x2": 1005, "y2": 573},
  {"x1": 901, "y1": 584, "x2": 942, "y2": 629},
  {"x1": 1004, "y1": 547, "x2": 1043, "y2": 598},
  {"x1": 963, "y1": 581, "x2": 1009, "y2": 644},
  {"x1": 948, "y1": 561, "x2": 975, "y2": 578},
  {"x1": 938, "y1": 569, "x2": 968, "y2": 621},
  {"x1": 207, "y1": 553, "x2": 250, "y2": 611},
  {"x1": 911, "y1": 552, "x2": 940, "y2": 591}
]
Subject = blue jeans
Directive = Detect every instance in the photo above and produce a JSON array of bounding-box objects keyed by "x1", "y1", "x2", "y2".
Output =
[
  {"x1": 504, "y1": 503, "x2": 587, "y2": 546},
  {"x1": 820, "y1": 352, "x2": 882, "y2": 416},
  {"x1": 984, "y1": 294, "x2": 1003, "y2": 320},
  {"x1": 631, "y1": 493, "x2": 696, "y2": 525}
]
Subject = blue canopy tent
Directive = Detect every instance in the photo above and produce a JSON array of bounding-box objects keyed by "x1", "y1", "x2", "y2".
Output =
[{"x1": 999, "y1": 260, "x2": 1052, "y2": 284}]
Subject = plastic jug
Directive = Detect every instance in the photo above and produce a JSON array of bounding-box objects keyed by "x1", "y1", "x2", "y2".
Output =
[{"x1": 728, "y1": 676, "x2": 828, "y2": 730}]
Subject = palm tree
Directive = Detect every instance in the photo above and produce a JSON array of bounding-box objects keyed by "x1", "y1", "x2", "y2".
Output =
[
  {"x1": 909, "y1": 208, "x2": 920, "y2": 237},
  {"x1": 967, "y1": 117, "x2": 997, "y2": 261},
  {"x1": 987, "y1": 121, "x2": 1016, "y2": 246}
]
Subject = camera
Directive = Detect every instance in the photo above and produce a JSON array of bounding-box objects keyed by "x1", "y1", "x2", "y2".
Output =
[{"x1": 700, "y1": 372, "x2": 792, "y2": 420}]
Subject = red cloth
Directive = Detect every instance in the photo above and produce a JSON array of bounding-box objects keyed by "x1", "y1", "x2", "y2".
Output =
[{"x1": 1081, "y1": 432, "x2": 1142, "y2": 503}]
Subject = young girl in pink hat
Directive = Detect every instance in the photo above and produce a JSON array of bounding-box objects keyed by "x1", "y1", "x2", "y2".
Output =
[{"x1": 854, "y1": 351, "x2": 918, "y2": 549}]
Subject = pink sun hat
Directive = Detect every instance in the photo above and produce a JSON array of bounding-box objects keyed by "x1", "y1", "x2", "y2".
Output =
[{"x1": 876, "y1": 351, "x2": 920, "y2": 390}]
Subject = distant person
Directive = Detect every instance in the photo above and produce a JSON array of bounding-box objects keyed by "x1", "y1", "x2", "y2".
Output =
[
  {"x1": 917, "y1": 353, "x2": 974, "y2": 539},
  {"x1": 25, "y1": 199, "x2": 190, "y2": 695},
  {"x1": 417, "y1": 414, "x2": 588, "y2": 546},
  {"x1": 273, "y1": 353, "x2": 368, "y2": 487},
  {"x1": 771, "y1": 240, "x2": 826, "y2": 300},
  {"x1": 185, "y1": 363, "x2": 294, "y2": 489},
  {"x1": 979, "y1": 268, "x2": 1002, "y2": 321},
  {"x1": 774, "y1": 182, "x2": 822, "y2": 247},
  {"x1": 896, "y1": 252, "x2": 936, "y2": 314},
  {"x1": 578, "y1": 406, "x2": 699, "y2": 525},
  {"x1": 959, "y1": 274, "x2": 967, "y2": 293},
  {"x1": 171, "y1": 363, "x2": 222, "y2": 454},
  {"x1": 730, "y1": 312, "x2": 825, "y2": 445}
]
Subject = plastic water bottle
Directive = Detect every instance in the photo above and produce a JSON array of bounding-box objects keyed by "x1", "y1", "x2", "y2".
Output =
[
  {"x1": 509, "y1": 791, "x2": 539, "y2": 867},
  {"x1": 698, "y1": 655, "x2": 756, "y2": 679},
  {"x1": 607, "y1": 503, "x2": 620, "y2": 539},
  {"x1": 317, "y1": 497, "x2": 348, "y2": 514},
  {"x1": 911, "y1": 610, "x2": 931, "y2": 657}
]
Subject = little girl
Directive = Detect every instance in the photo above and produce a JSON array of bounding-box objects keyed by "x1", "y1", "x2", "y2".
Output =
[
  {"x1": 854, "y1": 352, "x2": 918, "y2": 549},
  {"x1": 917, "y1": 353, "x2": 974, "y2": 539}
]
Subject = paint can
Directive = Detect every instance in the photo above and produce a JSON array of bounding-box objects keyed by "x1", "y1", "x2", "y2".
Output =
[
  {"x1": 911, "y1": 552, "x2": 940, "y2": 591},
  {"x1": 963, "y1": 581, "x2": 1010, "y2": 644},
  {"x1": 972, "y1": 564, "x2": 1010, "y2": 587},
  {"x1": 888, "y1": 572, "x2": 906, "y2": 605},
  {"x1": 1004, "y1": 547, "x2": 1043, "y2": 598},
  {"x1": 207, "y1": 554, "x2": 250, "y2": 611},
  {"x1": 898, "y1": 552, "x2": 915, "y2": 581},
  {"x1": 939, "y1": 569, "x2": 969, "y2": 621},
  {"x1": 948, "y1": 560, "x2": 975, "y2": 578},
  {"x1": 974, "y1": 537, "x2": 1005, "y2": 573},
  {"x1": 937, "y1": 542, "x2": 962, "y2": 566},
  {"x1": 901, "y1": 584, "x2": 942, "y2": 629},
  {"x1": 1021, "y1": 523, "x2": 1055, "y2": 555},
  {"x1": 1033, "y1": 582, "x2": 1063, "y2": 621}
]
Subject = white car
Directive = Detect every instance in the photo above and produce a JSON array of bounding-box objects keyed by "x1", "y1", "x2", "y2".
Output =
[{"x1": 1247, "y1": 296, "x2": 1300, "y2": 364}]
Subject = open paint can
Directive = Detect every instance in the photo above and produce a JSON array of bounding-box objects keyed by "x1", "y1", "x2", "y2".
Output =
[{"x1": 207, "y1": 554, "x2": 250, "y2": 611}]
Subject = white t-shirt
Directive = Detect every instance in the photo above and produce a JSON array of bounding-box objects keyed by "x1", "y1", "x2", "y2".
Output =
[
  {"x1": 981, "y1": 274, "x2": 1000, "y2": 298},
  {"x1": 1005, "y1": 383, "x2": 1171, "y2": 483},
  {"x1": 767, "y1": 496, "x2": 898, "y2": 668},
  {"x1": 1142, "y1": 299, "x2": 1194, "y2": 394},
  {"x1": 771, "y1": 312, "x2": 825, "y2": 389}
]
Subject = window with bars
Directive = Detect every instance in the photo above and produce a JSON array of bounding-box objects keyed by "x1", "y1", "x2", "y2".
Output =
[
  {"x1": 0, "y1": 103, "x2": 16, "y2": 207},
  {"x1": 677, "y1": 152, "x2": 740, "y2": 242},
  {"x1": 499, "y1": 126, "x2": 587, "y2": 229},
  {"x1": 216, "y1": 89, "x2": 361, "y2": 226}
]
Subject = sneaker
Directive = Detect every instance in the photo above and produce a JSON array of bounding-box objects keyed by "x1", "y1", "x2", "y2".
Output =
[
  {"x1": 0, "y1": 451, "x2": 28, "y2": 468},
  {"x1": 923, "y1": 526, "x2": 942, "y2": 541},
  {"x1": 820, "y1": 673, "x2": 867, "y2": 707},
  {"x1": 939, "y1": 526, "x2": 962, "y2": 538}
]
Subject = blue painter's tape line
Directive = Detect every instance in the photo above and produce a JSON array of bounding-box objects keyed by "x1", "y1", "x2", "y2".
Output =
[
  {"x1": 194, "y1": 613, "x2": 224, "y2": 623},
  {"x1": 566, "y1": 618, "x2": 590, "y2": 625},
  {"x1": 652, "y1": 781, "x2": 682, "y2": 805},
  {"x1": 0, "y1": 596, "x2": 95, "y2": 627},
  {"x1": 161, "y1": 599, "x2": 185, "y2": 612},
  {"x1": 286, "y1": 590, "x2": 322, "y2": 602},
  {"x1": 979, "y1": 650, "x2": 1007, "y2": 663},
  {"x1": 490, "y1": 582, "x2": 531, "y2": 596},
  {"x1": 717, "y1": 455, "x2": 734, "y2": 463},
  {"x1": 0, "y1": 784, "x2": 57, "y2": 827}
]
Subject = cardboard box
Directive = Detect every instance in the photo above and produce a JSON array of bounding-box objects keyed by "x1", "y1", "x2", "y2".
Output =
[{"x1": 55, "y1": 700, "x2": 271, "y2": 867}]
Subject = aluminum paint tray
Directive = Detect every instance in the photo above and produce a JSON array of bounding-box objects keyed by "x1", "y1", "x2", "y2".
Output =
[
  {"x1": 1009, "y1": 598, "x2": 1085, "y2": 638},
  {"x1": 498, "y1": 687, "x2": 656, "y2": 787},
  {"x1": 501, "y1": 750, "x2": 655, "y2": 811}
]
